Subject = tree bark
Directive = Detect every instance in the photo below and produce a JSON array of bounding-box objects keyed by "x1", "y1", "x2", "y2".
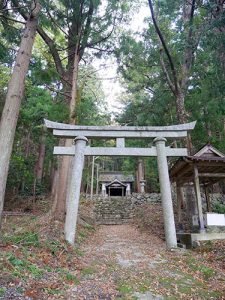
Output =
[
  {"x1": 21, "y1": 129, "x2": 31, "y2": 192},
  {"x1": 52, "y1": 139, "x2": 73, "y2": 220},
  {"x1": 175, "y1": 91, "x2": 193, "y2": 153},
  {"x1": 52, "y1": 49, "x2": 80, "y2": 220},
  {"x1": 34, "y1": 126, "x2": 46, "y2": 183},
  {"x1": 0, "y1": 1, "x2": 40, "y2": 226}
]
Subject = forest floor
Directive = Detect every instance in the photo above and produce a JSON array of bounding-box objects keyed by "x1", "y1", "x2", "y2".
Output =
[
  {"x1": 0, "y1": 198, "x2": 225, "y2": 299},
  {"x1": 66, "y1": 224, "x2": 225, "y2": 299}
]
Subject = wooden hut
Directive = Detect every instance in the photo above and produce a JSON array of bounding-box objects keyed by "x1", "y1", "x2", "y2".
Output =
[{"x1": 170, "y1": 144, "x2": 225, "y2": 232}]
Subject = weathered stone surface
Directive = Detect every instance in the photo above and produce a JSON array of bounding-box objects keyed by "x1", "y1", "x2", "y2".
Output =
[
  {"x1": 128, "y1": 193, "x2": 161, "y2": 205},
  {"x1": 133, "y1": 291, "x2": 164, "y2": 300},
  {"x1": 94, "y1": 193, "x2": 162, "y2": 225},
  {"x1": 94, "y1": 196, "x2": 134, "y2": 225}
]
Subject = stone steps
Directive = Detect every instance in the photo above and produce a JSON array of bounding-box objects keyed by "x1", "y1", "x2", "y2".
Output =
[{"x1": 94, "y1": 196, "x2": 134, "y2": 225}]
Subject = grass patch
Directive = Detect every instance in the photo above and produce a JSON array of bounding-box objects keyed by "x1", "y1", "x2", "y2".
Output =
[
  {"x1": 45, "y1": 288, "x2": 62, "y2": 295},
  {"x1": 138, "y1": 280, "x2": 151, "y2": 293},
  {"x1": 0, "y1": 287, "x2": 6, "y2": 297},
  {"x1": 65, "y1": 272, "x2": 79, "y2": 284},
  {"x1": 44, "y1": 239, "x2": 63, "y2": 255},
  {"x1": 117, "y1": 283, "x2": 133, "y2": 294},
  {"x1": 81, "y1": 266, "x2": 96, "y2": 276},
  {"x1": 55, "y1": 268, "x2": 79, "y2": 284},
  {"x1": 199, "y1": 266, "x2": 215, "y2": 280},
  {"x1": 106, "y1": 261, "x2": 118, "y2": 273},
  {"x1": 78, "y1": 230, "x2": 87, "y2": 238},
  {"x1": 185, "y1": 256, "x2": 216, "y2": 280},
  {"x1": 5, "y1": 253, "x2": 44, "y2": 279},
  {"x1": 74, "y1": 247, "x2": 84, "y2": 257},
  {"x1": 3, "y1": 231, "x2": 39, "y2": 247}
]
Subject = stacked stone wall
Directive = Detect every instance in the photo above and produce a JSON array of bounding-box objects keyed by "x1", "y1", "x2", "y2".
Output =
[
  {"x1": 92, "y1": 191, "x2": 225, "y2": 225},
  {"x1": 94, "y1": 193, "x2": 161, "y2": 225},
  {"x1": 128, "y1": 193, "x2": 161, "y2": 205},
  {"x1": 94, "y1": 196, "x2": 134, "y2": 225}
]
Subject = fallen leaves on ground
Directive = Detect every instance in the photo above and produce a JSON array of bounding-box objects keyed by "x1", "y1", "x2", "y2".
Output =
[{"x1": 0, "y1": 200, "x2": 225, "y2": 299}]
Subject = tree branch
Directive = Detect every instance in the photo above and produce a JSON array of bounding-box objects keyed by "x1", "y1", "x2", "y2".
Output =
[
  {"x1": 159, "y1": 49, "x2": 176, "y2": 94},
  {"x1": 0, "y1": 13, "x2": 25, "y2": 24},
  {"x1": 88, "y1": 45, "x2": 114, "y2": 53},
  {"x1": 180, "y1": 0, "x2": 196, "y2": 90},
  {"x1": 36, "y1": 27, "x2": 65, "y2": 78},
  {"x1": 148, "y1": 0, "x2": 179, "y2": 93},
  {"x1": 45, "y1": 84, "x2": 68, "y2": 98},
  {"x1": 46, "y1": 9, "x2": 69, "y2": 37},
  {"x1": 11, "y1": 0, "x2": 65, "y2": 78},
  {"x1": 85, "y1": 24, "x2": 115, "y2": 50}
]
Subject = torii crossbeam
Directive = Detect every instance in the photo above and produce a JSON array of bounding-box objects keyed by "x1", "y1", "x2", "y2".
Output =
[{"x1": 45, "y1": 119, "x2": 196, "y2": 249}]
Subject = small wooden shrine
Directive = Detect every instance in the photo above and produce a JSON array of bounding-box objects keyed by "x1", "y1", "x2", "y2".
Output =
[{"x1": 99, "y1": 172, "x2": 134, "y2": 197}]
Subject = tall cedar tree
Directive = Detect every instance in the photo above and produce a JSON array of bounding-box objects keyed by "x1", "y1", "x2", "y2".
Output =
[
  {"x1": 12, "y1": 0, "x2": 131, "y2": 219},
  {"x1": 0, "y1": 0, "x2": 41, "y2": 226}
]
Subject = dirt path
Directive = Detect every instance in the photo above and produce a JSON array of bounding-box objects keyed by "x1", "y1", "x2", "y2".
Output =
[
  {"x1": 66, "y1": 224, "x2": 224, "y2": 300},
  {"x1": 68, "y1": 225, "x2": 165, "y2": 299}
]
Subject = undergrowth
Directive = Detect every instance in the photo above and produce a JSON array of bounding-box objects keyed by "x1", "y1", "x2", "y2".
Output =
[{"x1": 0, "y1": 215, "x2": 95, "y2": 299}]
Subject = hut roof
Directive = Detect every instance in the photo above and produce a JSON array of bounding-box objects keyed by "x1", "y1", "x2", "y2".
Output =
[{"x1": 170, "y1": 144, "x2": 225, "y2": 185}]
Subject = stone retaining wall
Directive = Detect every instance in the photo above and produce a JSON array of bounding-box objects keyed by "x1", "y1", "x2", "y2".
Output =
[
  {"x1": 128, "y1": 193, "x2": 161, "y2": 205},
  {"x1": 92, "y1": 191, "x2": 225, "y2": 225},
  {"x1": 94, "y1": 196, "x2": 134, "y2": 225},
  {"x1": 94, "y1": 193, "x2": 161, "y2": 225}
]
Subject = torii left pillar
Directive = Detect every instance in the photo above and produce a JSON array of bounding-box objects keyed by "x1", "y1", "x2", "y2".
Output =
[{"x1": 64, "y1": 136, "x2": 88, "y2": 244}]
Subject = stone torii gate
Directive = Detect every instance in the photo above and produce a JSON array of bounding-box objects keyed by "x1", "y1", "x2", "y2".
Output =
[{"x1": 45, "y1": 119, "x2": 196, "y2": 249}]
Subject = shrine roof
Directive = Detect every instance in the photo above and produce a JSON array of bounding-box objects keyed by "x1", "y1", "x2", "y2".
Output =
[
  {"x1": 105, "y1": 179, "x2": 127, "y2": 187},
  {"x1": 99, "y1": 172, "x2": 134, "y2": 183}
]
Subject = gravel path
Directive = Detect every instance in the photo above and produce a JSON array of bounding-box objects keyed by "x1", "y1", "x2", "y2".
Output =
[{"x1": 67, "y1": 225, "x2": 166, "y2": 300}]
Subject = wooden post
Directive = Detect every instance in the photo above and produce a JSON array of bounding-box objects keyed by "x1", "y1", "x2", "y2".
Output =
[
  {"x1": 96, "y1": 164, "x2": 99, "y2": 195},
  {"x1": 90, "y1": 156, "x2": 95, "y2": 200},
  {"x1": 64, "y1": 136, "x2": 88, "y2": 245},
  {"x1": 176, "y1": 182, "x2": 184, "y2": 232},
  {"x1": 193, "y1": 165, "x2": 205, "y2": 232}
]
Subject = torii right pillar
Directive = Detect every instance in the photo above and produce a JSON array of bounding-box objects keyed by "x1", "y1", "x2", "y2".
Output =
[{"x1": 154, "y1": 137, "x2": 177, "y2": 249}]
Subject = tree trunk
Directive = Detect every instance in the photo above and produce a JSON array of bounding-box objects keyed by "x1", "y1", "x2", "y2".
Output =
[
  {"x1": 34, "y1": 126, "x2": 46, "y2": 183},
  {"x1": 52, "y1": 50, "x2": 80, "y2": 220},
  {"x1": 21, "y1": 129, "x2": 31, "y2": 192},
  {"x1": 175, "y1": 91, "x2": 193, "y2": 153},
  {"x1": 52, "y1": 139, "x2": 73, "y2": 220},
  {"x1": 0, "y1": 2, "x2": 40, "y2": 226}
]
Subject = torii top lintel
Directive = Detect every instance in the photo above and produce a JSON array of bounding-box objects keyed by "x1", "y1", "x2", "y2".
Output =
[{"x1": 44, "y1": 119, "x2": 196, "y2": 139}]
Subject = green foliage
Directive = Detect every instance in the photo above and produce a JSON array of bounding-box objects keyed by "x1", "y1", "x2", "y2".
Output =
[
  {"x1": 0, "y1": 287, "x2": 6, "y2": 297},
  {"x1": 185, "y1": 256, "x2": 216, "y2": 280},
  {"x1": 65, "y1": 273, "x2": 79, "y2": 284},
  {"x1": 212, "y1": 203, "x2": 225, "y2": 214},
  {"x1": 6, "y1": 253, "x2": 44, "y2": 279},
  {"x1": 116, "y1": 2, "x2": 225, "y2": 156},
  {"x1": 81, "y1": 266, "x2": 96, "y2": 276},
  {"x1": 117, "y1": 283, "x2": 133, "y2": 294},
  {"x1": 1, "y1": 0, "x2": 225, "y2": 200},
  {"x1": 0, "y1": 65, "x2": 10, "y2": 116},
  {"x1": 3, "y1": 231, "x2": 39, "y2": 247},
  {"x1": 5, "y1": 83, "x2": 69, "y2": 194}
]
